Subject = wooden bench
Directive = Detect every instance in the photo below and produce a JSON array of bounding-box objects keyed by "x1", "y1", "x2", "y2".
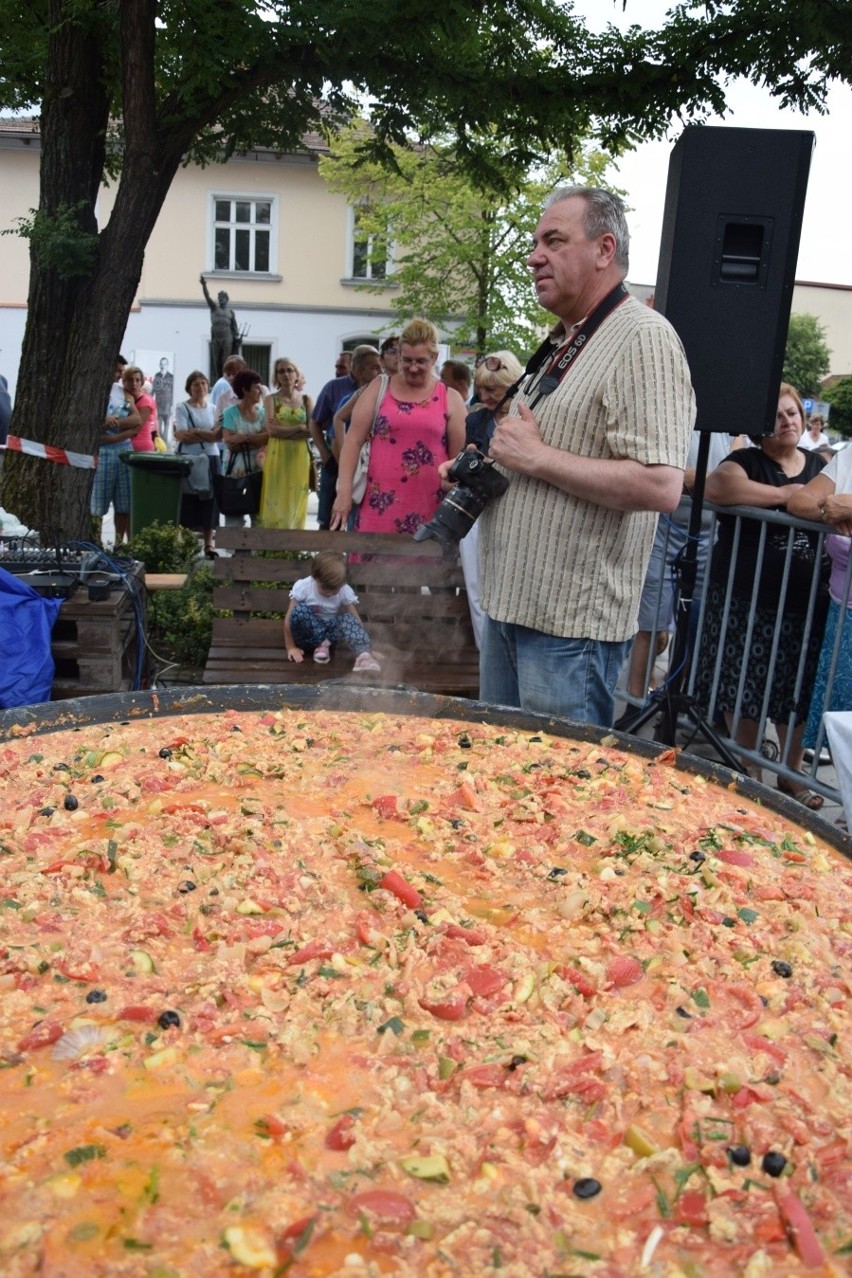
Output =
[{"x1": 203, "y1": 527, "x2": 480, "y2": 696}]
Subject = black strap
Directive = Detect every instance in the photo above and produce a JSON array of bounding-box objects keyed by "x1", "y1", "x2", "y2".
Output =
[
  {"x1": 487, "y1": 282, "x2": 629, "y2": 419},
  {"x1": 527, "y1": 282, "x2": 629, "y2": 408}
]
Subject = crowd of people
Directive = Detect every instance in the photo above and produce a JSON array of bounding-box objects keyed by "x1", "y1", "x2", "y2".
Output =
[{"x1": 86, "y1": 184, "x2": 846, "y2": 803}]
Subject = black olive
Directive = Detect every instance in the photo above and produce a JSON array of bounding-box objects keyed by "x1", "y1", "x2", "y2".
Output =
[
  {"x1": 53, "y1": 762, "x2": 70, "y2": 772},
  {"x1": 764, "y1": 1070, "x2": 782, "y2": 1085},
  {"x1": 413, "y1": 909, "x2": 428, "y2": 923},
  {"x1": 728, "y1": 1145, "x2": 751, "y2": 1167},
  {"x1": 762, "y1": 1151, "x2": 787, "y2": 1177},
  {"x1": 572, "y1": 1178, "x2": 602, "y2": 1199},
  {"x1": 721, "y1": 917, "x2": 736, "y2": 928},
  {"x1": 158, "y1": 1010, "x2": 181, "y2": 1030},
  {"x1": 449, "y1": 819, "x2": 463, "y2": 830},
  {"x1": 528, "y1": 735, "x2": 542, "y2": 743},
  {"x1": 675, "y1": 1006, "x2": 692, "y2": 1018},
  {"x1": 86, "y1": 989, "x2": 107, "y2": 1004},
  {"x1": 158, "y1": 747, "x2": 172, "y2": 759},
  {"x1": 507, "y1": 1054, "x2": 527, "y2": 1071},
  {"x1": 574, "y1": 769, "x2": 591, "y2": 779},
  {"x1": 63, "y1": 794, "x2": 79, "y2": 811},
  {"x1": 547, "y1": 867, "x2": 568, "y2": 880},
  {"x1": 230, "y1": 725, "x2": 242, "y2": 733},
  {"x1": 177, "y1": 880, "x2": 197, "y2": 894},
  {"x1": 771, "y1": 960, "x2": 793, "y2": 978},
  {"x1": 458, "y1": 734, "x2": 472, "y2": 749},
  {"x1": 90, "y1": 774, "x2": 104, "y2": 784},
  {"x1": 39, "y1": 806, "x2": 55, "y2": 817},
  {"x1": 689, "y1": 850, "x2": 706, "y2": 863}
]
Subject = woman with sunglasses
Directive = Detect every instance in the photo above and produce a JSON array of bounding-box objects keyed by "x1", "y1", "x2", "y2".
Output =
[
  {"x1": 460, "y1": 351, "x2": 524, "y2": 645},
  {"x1": 331, "y1": 318, "x2": 466, "y2": 535}
]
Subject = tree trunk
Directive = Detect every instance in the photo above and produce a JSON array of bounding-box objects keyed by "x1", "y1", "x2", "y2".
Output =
[{"x1": 0, "y1": 0, "x2": 185, "y2": 544}]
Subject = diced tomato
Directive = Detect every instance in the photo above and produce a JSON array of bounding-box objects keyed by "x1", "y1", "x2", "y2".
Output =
[
  {"x1": 347, "y1": 1190, "x2": 416, "y2": 1226},
  {"x1": 776, "y1": 1191, "x2": 826, "y2": 1268},
  {"x1": 56, "y1": 958, "x2": 99, "y2": 982},
  {"x1": 379, "y1": 868, "x2": 422, "y2": 910},
  {"x1": 355, "y1": 911, "x2": 385, "y2": 947},
  {"x1": 464, "y1": 965, "x2": 506, "y2": 998},
  {"x1": 117, "y1": 1005, "x2": 158, "y2": 1023},
  {"x1": 743, "y1": 1032, "x2": 788, "y2": 1064},
  {"x1": 260, "y1": 1114, "x2": 289, "y2": 1138},
  {"x1": 287, "y1": 940, "x2": 336, "y2": 965},
  {"x1": 716, "y1": 848, "x2": 756, "y2": 867},
  {"x1": 459, "y1": 1063, "x2": 508, "y2": 1089},
  {"x1": 442, "y1": 923, "x2": 486, "y2": 946},
  {"x1": 17, "y1": 1021, "x2": 63, "y2": 1052},
  {"x1": 192, "y1": 924, "x2": 213, "y2": 952},
  {"x1": 446, "y1": 782, "x2": 478, "y2": 811},
  {"x1": 607, "y1": 956, "x2": 644, "y2": 988},
  {"x1": 419, "y1": 994, "x2": 467, "y2": 1021},
  {"x1": 281, "y1": 1214, "x2": 317, "y2": 1240},
  {"x1": 371, "y1": 795, "x2": 399, "y2": 819},
  {"x1": 674, "y1": 1190, "x2": 709, "y2": 1227},
  {"x1": 325, "y1": 1115, "x2": 357, "y2": 1150},
  {"x1": 557, "y1": 965, "x2": 597, "y2": 998}
]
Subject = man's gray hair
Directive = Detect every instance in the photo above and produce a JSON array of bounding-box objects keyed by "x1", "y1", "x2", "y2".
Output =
[
  {"x1": 545, "y1": 186, "x2": 630, "y2": 274},
  {"x1": 351, "y1": 344, "x2": 380, "y2": 374}
]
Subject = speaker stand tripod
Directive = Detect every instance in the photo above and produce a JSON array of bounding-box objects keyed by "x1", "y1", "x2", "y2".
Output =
[{"x1": 617, "y1": 432, "x2": 744, "y2": 773}]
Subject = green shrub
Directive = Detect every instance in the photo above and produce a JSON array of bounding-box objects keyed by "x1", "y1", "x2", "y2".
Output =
[
  {"x1": 124, "y1": 522, "x2": 201, "y2": 574},
  {"x1": 147, "y1": 564, "x2": 214, "y2": 670}
]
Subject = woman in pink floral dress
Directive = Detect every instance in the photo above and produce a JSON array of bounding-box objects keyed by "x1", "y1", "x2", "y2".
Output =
[{"x1": 332, "y1": 318, "x2": 466, "y2": 535}]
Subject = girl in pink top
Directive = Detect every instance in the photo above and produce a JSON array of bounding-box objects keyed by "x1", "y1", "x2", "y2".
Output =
[{"x1": 122, "y1": 366, "x2": 157, "y2": 451}]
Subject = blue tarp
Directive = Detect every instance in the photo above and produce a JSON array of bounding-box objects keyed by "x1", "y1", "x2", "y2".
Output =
[{"x1": 0, "y1": 566, "x2": 62, "y2": 708}]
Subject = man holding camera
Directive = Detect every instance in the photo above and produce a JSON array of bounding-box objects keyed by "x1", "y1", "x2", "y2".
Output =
[{"x1": 476, "y1": 187, "x2": 695, "y2": 727}]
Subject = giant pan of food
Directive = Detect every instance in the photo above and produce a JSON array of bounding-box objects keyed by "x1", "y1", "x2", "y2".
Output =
[{"x1": 0, "y1": 686, "x2": 849, "y2": 1277}]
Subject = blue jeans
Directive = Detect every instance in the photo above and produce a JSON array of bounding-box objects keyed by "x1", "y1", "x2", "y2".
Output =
[
  {"x1": 289, "y1": 604, "x2": 371, "y2": 655},
  {"x1": 480, "y1": 617, "x2": 631, "y2": 728}
]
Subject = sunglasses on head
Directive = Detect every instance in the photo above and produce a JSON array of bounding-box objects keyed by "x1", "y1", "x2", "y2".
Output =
[{"x1": 483, "y1": 356, "x2": 506, "y2": 372}]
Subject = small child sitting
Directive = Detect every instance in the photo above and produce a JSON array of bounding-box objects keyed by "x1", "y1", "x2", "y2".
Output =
[{"x1": 283, "y1": 550, "x2": 381, "y2": 673}]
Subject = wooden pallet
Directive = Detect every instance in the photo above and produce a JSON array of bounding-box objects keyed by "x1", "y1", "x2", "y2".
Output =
[
  {"x1": 49, "y1": 570, "x2": 146, "y2": 699},
  {"x1": 203, "y1": 528, "x2": 479, "y2": 697}
]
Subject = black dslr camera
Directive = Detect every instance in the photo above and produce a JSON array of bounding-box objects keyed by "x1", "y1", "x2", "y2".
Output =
[{"x1": 413, "y1": 439, "x2": 510, "y2": 551}]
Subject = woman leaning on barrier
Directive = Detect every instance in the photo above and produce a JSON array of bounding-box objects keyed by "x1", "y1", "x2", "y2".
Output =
[
  {"x1": 788, "y1": 443, "x2": 852, "y2": 754},
  {"x1": 694, "y1": 383, "x2": 829, "y2": 808}
]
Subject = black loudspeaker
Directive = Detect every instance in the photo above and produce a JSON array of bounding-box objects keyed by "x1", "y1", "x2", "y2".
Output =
[{"x1": 654, "y1": 127, "x2": 814, "y2": 435}]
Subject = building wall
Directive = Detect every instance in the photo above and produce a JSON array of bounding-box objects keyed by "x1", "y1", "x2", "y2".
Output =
[{"x1": 791, "y1": 283, "x2": 852, "y2": 378}]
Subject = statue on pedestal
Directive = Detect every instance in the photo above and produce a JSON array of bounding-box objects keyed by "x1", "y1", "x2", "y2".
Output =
[{"x1": 200, "y1": 276, "x2": 241, "y2": 378}]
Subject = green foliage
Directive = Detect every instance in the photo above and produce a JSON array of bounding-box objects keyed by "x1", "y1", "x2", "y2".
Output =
[
  {"x1": 147, "y1": 565, "x2": 215, "y2": 670},
  {"x1": 320, "y1": 126, "x2": 622, "y2": 354},
  {"x1": 824, "y1": 377, "x2": 852, "y2": 437},
  {"x1": 123, "y1": 522, "x2": 201, "y2": 575},
  {"x1": 2, "y1": 203, "x2": 98, "y2": 279},
  {"x1": 782, "y1": 314, "x2": 832, "y2": 398}
]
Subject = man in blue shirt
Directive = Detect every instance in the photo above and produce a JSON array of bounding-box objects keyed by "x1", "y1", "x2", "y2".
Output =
[{"x1": 309, "y1": 346, "x2": 377, "y2": 529}]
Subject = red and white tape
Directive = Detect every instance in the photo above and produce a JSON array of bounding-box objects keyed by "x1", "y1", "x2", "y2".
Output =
[{"x1": 6, "y1": 436, "x2": 98, "y2": 470}]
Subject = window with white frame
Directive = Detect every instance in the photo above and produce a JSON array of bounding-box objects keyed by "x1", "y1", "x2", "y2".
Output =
[
  {"x1": 211, "y1": 195, "x2": 275, "y2": 274},
  {"x1": 349, "y1": 205, "x2": 391, "y2": 281}
]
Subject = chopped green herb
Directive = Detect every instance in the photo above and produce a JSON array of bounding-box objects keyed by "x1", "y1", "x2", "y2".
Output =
[
  {"x1": 574, "y1": 830, "x2": 597, "y2": 846},
  {"x1": 691, "y1": 987, "x2": 711, "y2": 1009},
  {"x1": 737, "y1": 907, "x2": 758, "y2": 924},
  {"x1": 652, "y1": 1177, "x2": 671, "y2": 1218},
  {"x1": 68, "y1": 1221, "x2": 99, "y2": 1242},
  {"x1": 377, "y1": 1016, "x2": 405, "y2": 1036},
  {"x1": 65, "y1": 1144, "x2": 106, "y2": 1167}
]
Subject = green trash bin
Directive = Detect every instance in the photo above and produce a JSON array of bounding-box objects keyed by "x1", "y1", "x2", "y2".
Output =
[{"x1": 120, "y1": 452, "x2": 194, "y2": 537}]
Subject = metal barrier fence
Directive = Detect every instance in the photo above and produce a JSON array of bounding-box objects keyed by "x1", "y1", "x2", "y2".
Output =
[{"x1": 620, "y1": 503, "x2": 851, "y2": 806}]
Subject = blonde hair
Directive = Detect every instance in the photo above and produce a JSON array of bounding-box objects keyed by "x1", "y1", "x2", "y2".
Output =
[
  {"x1": 474, "y1": 350, "x2": 524, "y2": 394},
  {"x1": 312, "y1": 550, "x2": 347, "y2": 592},
  {"x1": 401, "y1": 318, "x2": 440, "y2": 357},
  {"x1": 122, "y1": 364, "x2": 143, "y2": 382}
]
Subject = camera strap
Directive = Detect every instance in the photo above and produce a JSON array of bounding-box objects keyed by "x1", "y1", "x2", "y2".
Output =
[{"x1": 521, "y1": 281, "x2": 630, "y2": 409}]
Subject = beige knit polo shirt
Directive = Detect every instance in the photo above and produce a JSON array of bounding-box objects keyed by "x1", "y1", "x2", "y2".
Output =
[{"x1": 478, "y1": 297, "x2": 696, "y2": 642}]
